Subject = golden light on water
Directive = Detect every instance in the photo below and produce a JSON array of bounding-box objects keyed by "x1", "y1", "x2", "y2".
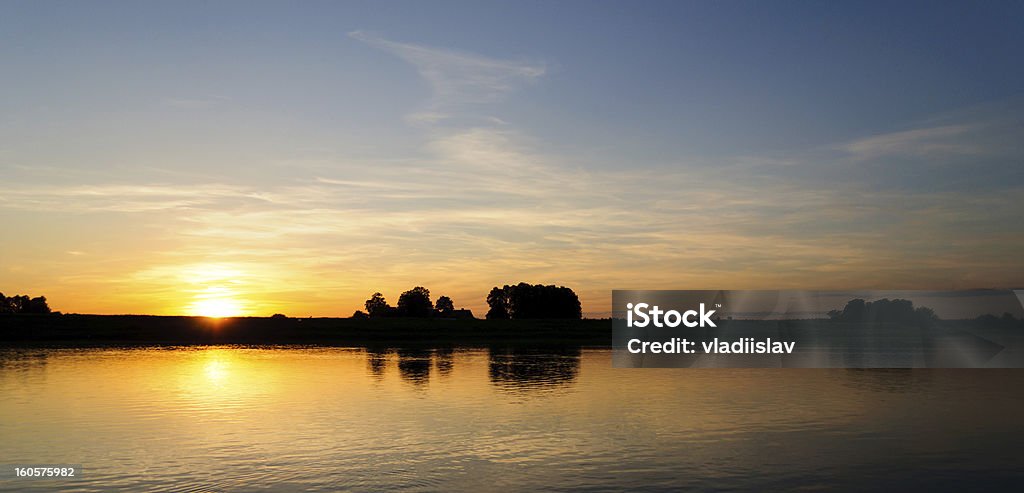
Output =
[{"x1": 203, "y1": 358, "x2": 230, "y2": 385}]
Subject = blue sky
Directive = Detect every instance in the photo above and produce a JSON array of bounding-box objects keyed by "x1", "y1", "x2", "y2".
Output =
[{"x1": 2, "y1": 1, "x2": 1022, "y2": 316}]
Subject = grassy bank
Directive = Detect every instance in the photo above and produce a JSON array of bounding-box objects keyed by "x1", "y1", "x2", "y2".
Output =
[{"x1": 0, "y1": 314, "x2": 610, "y2": 347}]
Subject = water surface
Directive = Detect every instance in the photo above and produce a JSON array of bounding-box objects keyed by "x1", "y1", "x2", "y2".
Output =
[{"x1": 2, "y1": 347, "x2": 1023, "y2": 491}]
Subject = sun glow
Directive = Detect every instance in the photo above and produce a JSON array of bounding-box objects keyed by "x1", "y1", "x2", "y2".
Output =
[
  {"x1": 178, "y1": 266, "x2": 252, "y2": 317},
  {"x1": 190, "y1": 298, "x2": 243, "y2": 318}
]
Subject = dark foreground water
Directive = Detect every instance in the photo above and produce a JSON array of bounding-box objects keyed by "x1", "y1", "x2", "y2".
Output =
[{"x1": 1, "y1": 347, "x2": 1023, "y2": 492}]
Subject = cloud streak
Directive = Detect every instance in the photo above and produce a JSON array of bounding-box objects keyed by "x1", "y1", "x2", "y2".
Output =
[
  {"x1": 349, "y1": 31, "x2": 545, "y2": 123},
  {"x1": 841, "y1": 124, "x2": 980, "y2": 159},
  {"x1": 0, "y1": 183, "x2": 270, "y2": 212}
]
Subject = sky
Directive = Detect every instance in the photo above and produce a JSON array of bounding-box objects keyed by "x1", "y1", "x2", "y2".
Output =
[{"x1": 2, "y1": 0, "x2": 1023, "y2": 317}]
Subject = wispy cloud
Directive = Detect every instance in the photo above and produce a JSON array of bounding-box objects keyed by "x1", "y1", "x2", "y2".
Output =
[
  {"x1": 841, "y1": 124, "x2": 980, "y2": 159},
  {"x1": 349, "y1": 31, "x2": 545, "y2": 123},
  {"x1": 0, "y1": 183, "x2": 268, "y2": 212}
]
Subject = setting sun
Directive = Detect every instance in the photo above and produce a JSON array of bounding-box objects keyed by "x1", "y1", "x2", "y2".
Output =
[
  {"x1": 179, "y1": 268, "x2": 252, "y2": 317},
  {"x1": 189, "y1": 298, "x2": 243, "y2": 318}
]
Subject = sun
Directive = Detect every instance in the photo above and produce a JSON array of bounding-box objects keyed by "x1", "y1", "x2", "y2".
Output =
[
  {"x1": 190, "y1": 298, "x2": 243, "y2": 318},
  {"x1": 173, "y1": 265, "x2": 263, "y2": 318}
]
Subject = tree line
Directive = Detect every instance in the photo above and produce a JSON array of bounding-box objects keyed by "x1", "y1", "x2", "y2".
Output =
[
  {"x1": 357, "y1": 286, "x2": 469, "y2": 319},
  {"x1": 2, "y1": 282, "x2": 585, "y2": 319},
  {"x1": 358, "y1": 283, "x2": 582, "y2": 320},
  {"x1": 827, "y1": 298, "x2": 1024, "y2": 328},
  {"x1": 0, "y1": 293, "x2": 52, "y2": 314},
  {"x1": 827, "y1": 298, "x2": 937, "y2": 328}
]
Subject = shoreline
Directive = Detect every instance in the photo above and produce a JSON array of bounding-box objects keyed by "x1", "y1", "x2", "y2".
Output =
[{"x1": 0, "y1": 314, "x2": 610, "y2": 348}]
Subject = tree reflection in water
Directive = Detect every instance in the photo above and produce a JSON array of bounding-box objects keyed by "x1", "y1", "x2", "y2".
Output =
[
  {"x1": 396, "y1": 348, "x2": 432, "y2": 386},
  {"x1": 434, "y1": 347, "x2": 454, "y2": 377},
  {"x1": 365, "y1": 346, "x2": 388, "y2": 379},
  {"x1": 360, "y1": 346, "x2": 583, "y2": 392},
  {"x1": 488, "y1": 346, "x2": 581, "y2": 393}
]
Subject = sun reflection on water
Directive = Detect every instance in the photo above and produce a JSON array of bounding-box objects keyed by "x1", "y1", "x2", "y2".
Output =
[{"x1": 203, "y1": 358, "x2": 230, "y2": 386}]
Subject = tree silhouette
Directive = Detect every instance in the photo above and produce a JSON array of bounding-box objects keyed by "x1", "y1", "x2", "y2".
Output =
[
  {"x1": 485, "y1": 283, "x2": 581, "y2": 319},
  {"x1": 397, "y1": 286, "x2": 433, "y2": 317},
  {"x1": 913, "y1": 306, "x2": 937, "y2": 328},
  {"x1": 435, "y1": 296, "x2": 455, "y2": 317},
  {"x1": 0, "y1": 293, "x2": 51, "y2": 314},
  {"x1": 974, "y1": 312, "x2": 1023, "y2": 328},
  {"x1": 364, "y1": 292, "x2": 391, "y2": 317},
  {"x1": 361, "y1": 288, "x2": 470, "y2": 318},
  {"x1": 486, "y1": 287, "x2": 511, "y2": 319},
  {"x1": 828, "y1": 298, "x2": 937, "y2": 328}
]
